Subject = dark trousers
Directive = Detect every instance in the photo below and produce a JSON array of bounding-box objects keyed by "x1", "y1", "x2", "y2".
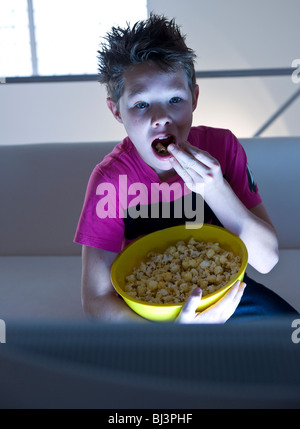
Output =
[{"x1": 229, "y1": 273, "x2": 298, "y2": 321}]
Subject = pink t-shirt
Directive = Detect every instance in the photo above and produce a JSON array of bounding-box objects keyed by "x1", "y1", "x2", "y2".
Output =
[{"x1": 74, "y1": 126, "x2": 261, "y2": 253}]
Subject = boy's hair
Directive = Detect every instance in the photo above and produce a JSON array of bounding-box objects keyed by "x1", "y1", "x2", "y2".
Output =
[{"x1": 97, "y1": 14, "x2": 197, "y2": 102}]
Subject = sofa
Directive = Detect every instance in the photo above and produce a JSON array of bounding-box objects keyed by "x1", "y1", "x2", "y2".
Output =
[{"x1": 1, "y1": 136, "x2": 299, "y2": 320}]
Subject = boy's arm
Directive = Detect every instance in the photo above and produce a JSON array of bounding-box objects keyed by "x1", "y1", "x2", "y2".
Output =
[
  {"x1": 81, "y1": 245, "x2": 148, "y2": 322},
  {"x1": 168, "y1": 143, "x2": 279, "y2": 274},
  {"x1": 204, "y1": 179, "x2": 279, "y2": 273}
]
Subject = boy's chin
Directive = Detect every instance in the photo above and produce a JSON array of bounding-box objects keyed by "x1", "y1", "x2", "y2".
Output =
[
  {"x1": 151, "y1": 159, "x2": 176, "y2": 178},
  {"x1": 152, "y1": 157, "x2": 172, "y2": 169}
]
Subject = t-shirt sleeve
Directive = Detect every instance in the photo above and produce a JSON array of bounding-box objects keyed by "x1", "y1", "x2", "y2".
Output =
[
  {"x1": 223, "y1": 130, "x2": 262, "y2": 210},
  {"x1": 74, "y1": 166, "x2": 125, "y2": 253}
]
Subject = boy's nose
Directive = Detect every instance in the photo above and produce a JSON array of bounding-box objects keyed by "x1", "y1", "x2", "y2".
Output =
[{"x1": 151, "y1": 108, "x2": 172, "y2": 127}]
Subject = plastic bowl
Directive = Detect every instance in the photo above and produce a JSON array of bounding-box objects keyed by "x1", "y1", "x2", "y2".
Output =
[{"x1": 111, "y1": 224, "x2": 248, "y2": 322}]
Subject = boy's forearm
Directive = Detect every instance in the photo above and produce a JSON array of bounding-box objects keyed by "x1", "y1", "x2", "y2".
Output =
[
  {"x1": 81, "y1": 246, "x2": 148, "y2": 322},
  {"x1": 83, "y1": 292, "x2": 149, "y2": 322},
  {"x1": 204, "y1": 179, "x2": 279, "y2": 273}
]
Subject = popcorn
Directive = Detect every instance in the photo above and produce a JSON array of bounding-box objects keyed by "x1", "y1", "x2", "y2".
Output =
[{"x1": 124, "y1": 237, "x2": 241, "y2": 304}]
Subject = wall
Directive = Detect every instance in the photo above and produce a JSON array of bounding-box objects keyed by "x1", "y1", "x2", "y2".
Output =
[
  {"x1": 0, "y1": 81, "x2": 126, "y2": 145},
  {"x1": 0, "y1": 0, "x2": 299, "y2": 145},
  {"x1": 148, "y1": 0, "x2": 300, "y2": 138}
]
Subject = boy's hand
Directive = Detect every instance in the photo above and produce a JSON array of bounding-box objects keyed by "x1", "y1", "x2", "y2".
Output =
[
  {"x1": 176, "y1": 280, "x2": 246, "y2": 324},
  {"x1": 168, "y1": 141, "x2": 224, "y2": 193}
]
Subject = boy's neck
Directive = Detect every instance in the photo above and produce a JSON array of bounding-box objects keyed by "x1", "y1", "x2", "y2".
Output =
[{"x1": 156, "y1": 168, "x2": 177, "y2": 182}]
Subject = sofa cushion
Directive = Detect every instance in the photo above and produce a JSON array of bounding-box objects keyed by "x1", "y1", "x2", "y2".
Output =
[{"x1": 0, "y1": 256, "x2": 84, "y2": 320}]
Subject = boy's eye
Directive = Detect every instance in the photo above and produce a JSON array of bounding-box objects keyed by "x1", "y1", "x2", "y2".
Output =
[
  {"x1": 169, "y1": 97, "x2": 181, "y2": 104},
  {"x1": 135, "y1": 102, "x2": 149, "y2": 109}
]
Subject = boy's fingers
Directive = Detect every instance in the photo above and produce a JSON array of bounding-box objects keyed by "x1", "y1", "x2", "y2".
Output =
[
  {"x1": 179, "y1": 287, "x2": 202, "y2": 319},
  {"x1": 173, "y1": 141, "x2": 218, "y2": 169},
  {"x1": 214, "y1": 281, "x2": 246, "y2": 316},
  {"x1": 177, "y1": 282, "x2": 246, "y2": 323},
  {"x1": 203, "y1": 281, "x2": 245, "y2": 310},
  {"x1": 225, "y1": 280, "x2": 246, "y2": 302},
  {"x1": 232, "y1": 281, "x2": 246, "y2": 305},
  {"x1": 169, "y1": 144, "x2": 205, "y2": 171}
]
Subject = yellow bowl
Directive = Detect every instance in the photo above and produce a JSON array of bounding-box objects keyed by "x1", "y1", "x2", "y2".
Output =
[{"x1": 111, "y1": 224, "x2": 248, "y2": 322}]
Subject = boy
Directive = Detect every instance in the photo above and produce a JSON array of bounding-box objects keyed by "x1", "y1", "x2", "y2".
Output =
[{"x1": 74, "y1": 14, "x2": 296, "y2": 322}]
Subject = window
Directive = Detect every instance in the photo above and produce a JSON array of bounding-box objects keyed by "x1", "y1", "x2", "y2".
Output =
[
  {"x1": 0, "y1": 0, "x2": 147, "y2": 77},
  {"x1": 0, "y1": 0, "x2": 32, "y2": 76}
]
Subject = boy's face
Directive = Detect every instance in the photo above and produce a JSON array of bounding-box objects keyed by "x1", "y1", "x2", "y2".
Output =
[{"x1": 107, "y1": 62, "x2": 199, "y2": 178}]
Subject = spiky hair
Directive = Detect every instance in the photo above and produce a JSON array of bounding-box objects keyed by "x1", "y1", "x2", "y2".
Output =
[{"x1": 97, "y1": 14, "x2": 196, "y2": 102}]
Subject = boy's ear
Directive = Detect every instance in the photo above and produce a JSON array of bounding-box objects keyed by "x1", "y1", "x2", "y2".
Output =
[
  {"x1": 192, "y1": 85, "x2": 199, "y2": 112},
  {"x1": 106, "y1": 98, "x2": 123, "y2": 123}
]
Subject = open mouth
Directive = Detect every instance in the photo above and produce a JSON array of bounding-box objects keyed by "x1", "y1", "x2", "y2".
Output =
[{"x1": 151, "y1": 135, "x2": 175, "y2": 157}]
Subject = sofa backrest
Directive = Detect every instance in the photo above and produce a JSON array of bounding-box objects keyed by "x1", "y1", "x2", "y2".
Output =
[
  {"x1": 240, "y1": 137, "x2": 300, "y2": 249},
  {"x1": 0, "y1": 142, "x2": 116, "y2": 256},
  {"x1": 0, "y1": 137, "x2": 299, "y2": 256}
]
